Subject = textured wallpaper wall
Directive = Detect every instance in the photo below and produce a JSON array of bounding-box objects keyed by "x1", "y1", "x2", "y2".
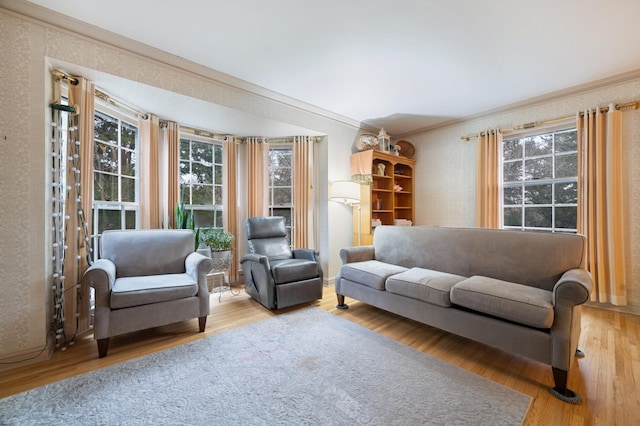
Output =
[
  {"x1": 410, "y1": 79, "x2": 640, "y2": 311},
  {"x1": 0, "y1": 7, "x2": 359, "y2": 361}
]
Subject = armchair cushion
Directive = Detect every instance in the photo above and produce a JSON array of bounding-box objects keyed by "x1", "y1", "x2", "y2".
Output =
[
  {"x1": 270, "y1": 259, "x2": 321, "y2": 285},
  {"x1": 110, "y1": 273, "x2": 198, "y2": 309}
]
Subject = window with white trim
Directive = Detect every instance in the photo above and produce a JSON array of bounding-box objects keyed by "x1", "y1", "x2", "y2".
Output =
[
  {"x1": 92, "y1": 107, "x2": 139, "y2": 246},
  {"x1": 268, "y1": 145, "x2": 294, "y2": 243},
  {"x1": 502, "y1": 127, "x2": 578, "y2": 232},
  {"x1": 179, "y1": 136, "x2": 224, "y2": 229}
]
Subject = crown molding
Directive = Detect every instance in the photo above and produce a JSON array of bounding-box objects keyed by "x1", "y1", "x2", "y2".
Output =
[
  {"x1": 0, "y1": 0, "x2": 365, "y2": 131},
  {"x1": 396, "y1": 67, "x2": 640, "y2": 139}
]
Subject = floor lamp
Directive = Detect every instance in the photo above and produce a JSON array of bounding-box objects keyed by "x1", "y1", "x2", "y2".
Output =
[{"x1": 329, "y1": 180, "x2": 362, "y2": 245}]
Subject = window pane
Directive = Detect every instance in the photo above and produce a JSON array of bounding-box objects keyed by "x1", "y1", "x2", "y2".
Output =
[
  {"x1": 503, "y1": 161, "x2": 522, "y2": 181},
  {"x1": 524, "y1": 134, "x2": 552, "y2": 157},
  {"x1": 503, "y1": 139, "x2": 523, "y2": 161},
  {"x1": 524, "y1": 183, "x2": 552, "y2": 204},
  {"x1": 525, "y1": 206, "x2": 552, "y2": 228},
  {"x1": 192, "y1": 184, "x2": 213, "y2": 205},
  {"x1": 94, "y1": 111, "x2": 118, "y2": 143},
  {"x1": 215, "y1": 185, "x2": 222, "y2": 205},
  {"x1": 273, "y1": 188, "x2": 292, "y2": 206},
  {"x1": 555, "y1": 153, "x2": 577, "y2": 178},
  {"x1": 120, "y1": 122, "x2": 137, "y2": 150},
  {"x1": 179, "y1": 161, "x2": 195, "y2": 185},
  {"x1": 180, "y1": 139, "x2": 190, "y2": 160},
  {"x1": 524, "y1": 157, "x2": 552, "y2": 180},
  {"x1": 503, "y1": 186, "x2": 522, "y2": 205},
  {"x1": 97, "y1": 209, "x2": 121, "y2": 234},
  {"x1": 504, "y1": 207, "x2": 522, "y2": 226},
  {"x1": 214, "y1": 144, "x2": 223, "y2": 164},
  {"x1": 555, "y1": 181, "x2": 578, "y2": 204},
  {"x1": 121, "y1": 177, "x2": 136, "y2": 202},
  {"x1": 94, "y1": 142, "x2": 118, "y2": 173},
  {"x1": 94, "y1": 172, "x2": 118, "y2": 201},
  {"x1": 215, "y1": 212, "x2": 223, "y2": 228},
  {"x1": 121, "y1": 148, "x2": 136, "y2": 177},
  {"x1": 191, "y1": 142, "x2": 212, "y2": 164},
  {"x1": 555, "y1": 207, "x2": 577, "y2": 229},
  {"x1": 192, "y1": 162, "x2": 213, "y2": 184},
  {"x1": 214, "y1": 164, "x2": 223, "y2": 185},
  {"x1": 193, "y1": 209, "x2": 215, "y2": 228},
  {"x1": 555, "y1": 130, "x2": 577, "y2": 153},
  {"x1": 125, "y1": 210, "x2": 136, "y2": 229}
]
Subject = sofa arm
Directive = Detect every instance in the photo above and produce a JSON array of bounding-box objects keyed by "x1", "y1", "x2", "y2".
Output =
[
  {"x1": 552, "y1": 268, "x2": 593, "y2": 307},
  {"x1": 186, "y1": 252, "x2": 214, "y2": 292},
  {"x1": 339, "y1": 246, "x2": 375, "y2": 264}
]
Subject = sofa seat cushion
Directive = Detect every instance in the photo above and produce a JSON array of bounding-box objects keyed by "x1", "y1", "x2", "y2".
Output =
[
  {"x1": 270, "y1": 259, "x2": 320, "y2": 285},
  {"x1": 450, "y1": 276, "x2": 554, "y2": 329},
  {"x1": 111, "y1": 273, "x2": 198, "y2": 309},
  {"x1": 385, "y1": 268, "x2": 467, "y2": 307},
  {"x1": 340, "y1": 260, "x2": 408, "y2": 290}
]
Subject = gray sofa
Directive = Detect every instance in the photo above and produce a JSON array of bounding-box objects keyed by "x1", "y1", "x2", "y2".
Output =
[
  {"x1": 336, "y1": 225, "x2": 593, "y2": 403},
  {"x1": 82, "y1": 229, "x2": 213, "y2": 357}
]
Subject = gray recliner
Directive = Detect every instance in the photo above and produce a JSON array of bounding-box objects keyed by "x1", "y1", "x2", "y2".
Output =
[
  {"x1": 240, "y1": 216, "x2": 323, "y2": 310},
  {"x1": 81, "y1": 229, "x2": 213, "y2": 357}
]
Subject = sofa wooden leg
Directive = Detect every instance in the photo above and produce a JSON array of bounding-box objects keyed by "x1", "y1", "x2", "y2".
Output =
[
  {"x1": 198, "y1": 316, "x2": 207, "y2": 332},
  {"x1": 336, "y1": 294, "x2": 349, "y2": 310},
  {"x1": 97, "y1": 338, "x2": 109, "y2": 358},
  {"x1": 550, "y1": 367, "x2": 582, "y2": 404}
]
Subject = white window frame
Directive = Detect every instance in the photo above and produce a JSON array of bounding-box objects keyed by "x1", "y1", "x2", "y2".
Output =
[
  {"x1": 178, "y1": 134, "x2": 225, "y2": 230},
  {"x1": 92, "y1": 101, "x2": 140, "y2": 259},
  {"x1": 268, "y1": 144, "x2": 294, "y2": 244},
  {"x1": 502, "y1": 123, "x2": 578, "y2": 233}
]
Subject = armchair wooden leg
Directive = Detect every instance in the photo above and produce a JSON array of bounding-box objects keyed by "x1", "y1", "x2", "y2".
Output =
[
  {"x1": 336, "y1": 294, "x2": 349, "y2": 310},
  {"x1": 97, "y1": 338, "x2": 109, "y2": 358},
  {"x1": 198, "y1": 316, "x2": 207, "y2": 332}
]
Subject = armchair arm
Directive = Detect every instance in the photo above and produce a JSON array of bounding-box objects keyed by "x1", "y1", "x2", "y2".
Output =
[
  {"x1": 186, "y1": 252, "x2": 214, "y2": 317},
  {"x1": 81, "y1": 259, "x2": 116, "y2": 340},
  {"x1": 552, "y1": 268, "x2": 593, "y2": 307},
  {"x1": 292, "y1": 248, "x2": 319, "y2": 261},
  {"x1": 82, "y1": 259, "x2": 116, "y2": 295},
  {"x1": 240, "y1": 254, "x2": 275, "y2": 309},
  {"x1": 339, "y1": 245, "x2": 375, "y2": 264}
]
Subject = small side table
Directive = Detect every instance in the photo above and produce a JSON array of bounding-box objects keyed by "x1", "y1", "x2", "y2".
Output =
[{"x1": 207, "y1": 271, "x2": 240, "y2": 302}]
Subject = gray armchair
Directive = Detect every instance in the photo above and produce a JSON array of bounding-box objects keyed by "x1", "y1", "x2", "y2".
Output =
[
  {"x1": 81, "y1": 229, "x2": 213, "y2": 357},
  {"x1": 240, "y1": 216, "x2": 323, "y2": 310}
]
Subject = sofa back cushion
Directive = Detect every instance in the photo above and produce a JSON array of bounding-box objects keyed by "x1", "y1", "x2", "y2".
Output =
[
  {"x1": 101, "y1": 229, "x2": 194, "y2": 278},
  {"x1": 373, "y1": 226, "x2": 586, "y2": 291}
]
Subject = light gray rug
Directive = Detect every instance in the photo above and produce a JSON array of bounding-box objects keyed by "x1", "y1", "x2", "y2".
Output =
[{"x1": 0, "y1": 307, "x2": 531, "y2": 425}]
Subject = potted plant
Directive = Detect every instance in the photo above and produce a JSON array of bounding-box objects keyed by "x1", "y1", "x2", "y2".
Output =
[{"x1": 202, "y1": 228, "x2": 235, "y2": 272}]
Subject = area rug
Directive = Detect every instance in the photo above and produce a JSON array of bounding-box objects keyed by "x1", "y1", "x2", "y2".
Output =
[{"x1": 0, "y1": 307, "x2": 531, "y2": 425}]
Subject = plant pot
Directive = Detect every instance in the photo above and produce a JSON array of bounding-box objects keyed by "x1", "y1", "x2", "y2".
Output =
[{"x1": 210, "y1": 250, "x2": 233, "y2": 272}]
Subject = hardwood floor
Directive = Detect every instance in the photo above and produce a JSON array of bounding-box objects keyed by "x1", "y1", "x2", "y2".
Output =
[{"x1": 1, "y1": 285, "x2": 638, "y2": 425}]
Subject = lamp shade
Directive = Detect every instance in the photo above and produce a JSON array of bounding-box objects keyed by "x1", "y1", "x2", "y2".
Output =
[{"x1": 329, "y1": 180, "x2": 360, "y2": 205}]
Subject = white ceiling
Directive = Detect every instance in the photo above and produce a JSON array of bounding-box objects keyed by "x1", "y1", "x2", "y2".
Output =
[{"x1": 25, "y1": 0, "x2": 640, "y2": 136}]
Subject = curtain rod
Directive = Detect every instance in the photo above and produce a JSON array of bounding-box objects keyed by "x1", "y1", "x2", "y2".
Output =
[
  {"x1": 52, "y1": 69, "x2": 149, "y2": 120},
  {"x1": 460, "y1": 100, "x2": 640, "y2": 141},
  {"x1": 162, "y1": 122, "x2": 231, "y2": 141},
  {"x1": 94, "y1": 88, "x2": 149, "y2": 120}
]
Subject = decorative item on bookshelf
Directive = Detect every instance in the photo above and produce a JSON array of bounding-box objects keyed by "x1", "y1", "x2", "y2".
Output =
[{"x1": 378, "y1": 128, "x2": 391, "y2": 152}]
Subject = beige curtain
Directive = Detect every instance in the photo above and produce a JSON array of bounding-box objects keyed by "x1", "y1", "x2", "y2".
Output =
[
  {"x1": 578, "y1": 106, "x2": 627, "y2": 305},
  {"x1": 66, "y1": 76, "x2": 95, "y2": 335},
  {"x1": 223, "y1": 136, "x2": 240, "y2": 283},
  {"x1": 139, "y1": 114, "x2": 160, "y2": 228},
  {"x1": 475, "y1": 129, "x2": 502, "y2": 228},
  {"x1": 293, "y1": 136, "x2": 316, "y2": 249},
  {"x1": 164, "y1": 122, "x2": 181, "y2": 227},
  {"x1": 246, "y1": 137, "x2": 269, "y2": 218}
]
